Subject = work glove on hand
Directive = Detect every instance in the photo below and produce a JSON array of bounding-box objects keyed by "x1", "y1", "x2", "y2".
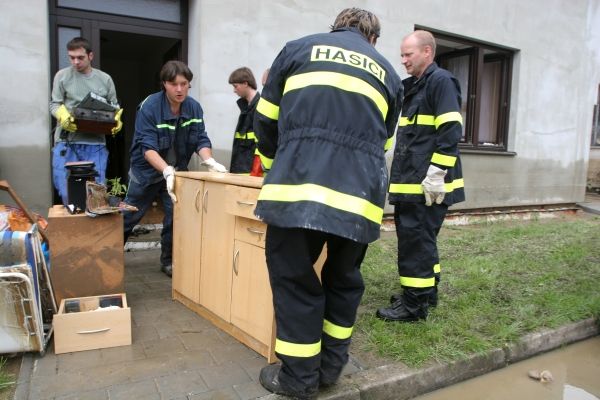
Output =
[
  {"x1": 56, "y1": 104, "x2": 78, "y2": 132},
  {"x1": 111, "y1": 108, "x2": 123, "y2": 135},
  {"x1": 163, "y1": 166, "x2": 177, "y2": 203},
  {"x1": 421, "y1": 165, "x2": 447, "y2": 206},
  {"x1": 201, "y1": 158, "x2": 228, "y2": 173}
]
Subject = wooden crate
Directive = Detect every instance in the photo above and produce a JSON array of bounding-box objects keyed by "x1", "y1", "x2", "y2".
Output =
[{"x1": 53, "y1": 293, "x2": 131, "y2": 354}]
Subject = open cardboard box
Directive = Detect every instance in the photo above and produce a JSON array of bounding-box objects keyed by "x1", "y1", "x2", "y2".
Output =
[{"x1": 53, "y1": 293, "x2": 131, "y2": 354}]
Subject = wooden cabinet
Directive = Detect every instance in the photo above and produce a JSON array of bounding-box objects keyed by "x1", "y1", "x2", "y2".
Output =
[{"x1": 172, "y1": 172, "x2": 323, "y2": 363}]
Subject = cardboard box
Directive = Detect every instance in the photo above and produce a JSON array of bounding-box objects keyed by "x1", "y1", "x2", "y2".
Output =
[
  {"x1": 53, "y1": 293, "x2": 131, "y2": 354},
  {"x1": 46, "y1": 205, "x2": 124, "y2": 305}
]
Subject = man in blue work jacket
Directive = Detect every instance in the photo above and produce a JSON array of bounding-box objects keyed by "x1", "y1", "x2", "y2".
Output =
[{"x1": 124, "y1": 60, "x2": 227, "y2": 277}]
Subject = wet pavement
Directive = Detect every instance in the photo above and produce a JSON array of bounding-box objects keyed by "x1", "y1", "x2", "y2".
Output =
[{"x1": 414, "y1": 336, "x2": 600, "y2": 400}]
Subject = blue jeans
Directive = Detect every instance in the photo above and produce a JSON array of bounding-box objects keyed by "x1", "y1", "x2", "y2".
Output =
[
  {"x1": 123, "y1": 178, "x2": 173, "y2": 267},
  {"x1": 52, "y1": 143, "x2": 108, "y2": 206}
]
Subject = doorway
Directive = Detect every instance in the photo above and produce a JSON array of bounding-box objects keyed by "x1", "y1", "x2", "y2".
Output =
[{"x1": 100, "y1": 30, "x2": 182, "y2": 183}]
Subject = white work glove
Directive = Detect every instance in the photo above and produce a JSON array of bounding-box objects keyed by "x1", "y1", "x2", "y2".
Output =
[
  {"x1": 201, "y1": 157, "x2": 228, "y2": 173},
  {"x1": 421, "y1": 165, "x2": 447, "y2": 206},
  {"x1": 162, "y1": 166, "x2": 177, "y2": 203}
]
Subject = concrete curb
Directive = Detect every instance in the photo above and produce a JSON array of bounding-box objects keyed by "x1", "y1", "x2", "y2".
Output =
[
  {"x1": 258, "y1": 318, "x2": 599, "y2": 399},
  {"x1": 577, "y1": 202, "x2": 600, "y2": 215}
]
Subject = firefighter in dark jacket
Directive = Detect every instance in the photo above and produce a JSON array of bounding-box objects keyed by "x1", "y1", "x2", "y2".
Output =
[
  {"x1": 228, "y1": 67, "x2": 261, "y2": 174},
  {"x1": 377, "y1": 30, "x2": 465, "y2": 323},
  {"x1": 253, "y1": 8, "x2": 403, "y2": 399}
]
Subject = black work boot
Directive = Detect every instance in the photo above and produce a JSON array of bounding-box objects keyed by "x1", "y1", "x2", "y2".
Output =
[
  {"x1": 376, "y1": 299, "x2": 426, "y2": 322},
  {"x1": 259, "y1": 364, "x2": 317, "y2": 400}
]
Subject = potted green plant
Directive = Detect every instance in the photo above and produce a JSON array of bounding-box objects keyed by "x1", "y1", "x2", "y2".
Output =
[{"x1": 106, "y1": 177, "x2": 127, "y2": 207}]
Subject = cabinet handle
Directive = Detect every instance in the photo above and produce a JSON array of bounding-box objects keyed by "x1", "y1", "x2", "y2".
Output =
[
  {"x1": 202, "y1": 190, "x2": 208, "y2": 213},
  {"x1": 194, "y1": 188, "x2": 201, "y2": 212},
  {"x1": 233, "y1": 249, "x2": 239, "y2": 276},
  {"x1": 247, "y1": 227, "x2": 265, "y2": 241},
  {"x1": 77, "y1": 328, "x2": 111, "y2": 334},
  {"x1": 236, "y1": 200, "x2": 256, "y2": 206}
]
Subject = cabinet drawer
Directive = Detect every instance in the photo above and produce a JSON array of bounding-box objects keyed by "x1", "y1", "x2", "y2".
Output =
[
  {"x1": 225, "y1": 185, "x2": 261, "y2": 220},
  {"x1": 235, "y1": 217, "x2": 267, "y2": 248}
]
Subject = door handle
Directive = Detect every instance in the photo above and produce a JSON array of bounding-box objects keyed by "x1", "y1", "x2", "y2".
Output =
[
  {"x1": 202, "y1": 190, "x2": 208, "y2": 213},
  {"x1": 236, "y1": 200, "x2": 256, "y2": 206}
]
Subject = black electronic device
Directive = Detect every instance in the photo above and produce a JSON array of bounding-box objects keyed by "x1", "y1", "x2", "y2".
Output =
[{"x1": 65, "y1": 161, "x2": 98, "y2": 214}]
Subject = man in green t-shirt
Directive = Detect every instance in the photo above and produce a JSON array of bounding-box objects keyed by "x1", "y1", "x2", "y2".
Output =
[{"x1": 49, "y1": 37, "x2": 123, "y2": 205}]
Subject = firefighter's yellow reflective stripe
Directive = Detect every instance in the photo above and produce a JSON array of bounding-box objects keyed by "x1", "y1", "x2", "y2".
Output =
[
  {"x1": 433, "y1": 263, "x2": 441, "y2": 273},
  {"x1": 389, "y1": 178, "x2": 465, "y2": 194},
  {"x1": 234, "y1": 131, "x2": 257, "y2": 141},
  {"x1": 256, "y1": 97, "x2": 280, "y2": 120},
  {"x1": 400, "y1": 275, "x2": 436, "y2": 288},
  {"x1": 275, "y1": 339, "x2": 321, "y2": 357},
  {"x1": 434, "y1": 112, "x2": 463, "y2": 129},
  {"x1": 156, "y1": 124, "x2": 175, "y2": 130},
  {"x1": 431, "y1": 152, "x2": 457, "y2": 167},
  {"x1": 323, "y1": 319, "x2": 353, "y2": 340},
  {"x1": 181, "y1": 118, "x2": 203, "y2": 127},
  {"x1": 259, "y1": 183, "x2": 383, "y2": 224},
  {"x1": 384, "y1": 133, "x2": 395, "y2": 151},
  {"x1": 283, "y1": 72, "x2": 388, "y2": 120},
  {"x1": 257, "y1": 149, "x2": 273, "y2": 170},
  {"x1": 398, "y1": 115, "x2": 435, "y2": 127}
]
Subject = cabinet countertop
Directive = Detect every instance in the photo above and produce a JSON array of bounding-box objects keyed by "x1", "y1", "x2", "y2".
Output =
[{"x1": 175, "y1": 172, "x2": 263, "y2": 189}]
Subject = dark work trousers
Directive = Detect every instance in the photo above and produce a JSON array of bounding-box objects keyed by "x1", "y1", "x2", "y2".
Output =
[
  {"x1": 265, "y1": 225, "x2": 367, "y2": 393},
  {"x1": 123, "y1": 178, "x2": 174, "y2": 267},
  {"x1": 394, "y1": 202, "x2": 448, "y2": 315}
]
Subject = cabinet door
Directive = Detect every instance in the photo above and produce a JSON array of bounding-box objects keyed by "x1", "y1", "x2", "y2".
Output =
[
  {"x1": 199, "y1": 181, "x2": 235, "y2": 321},
  {"x1": 172, "y1": 177, "x2": 204, "y2": 303},
  {"x1": 231, "y1": 240, "x2": 274, "y2": 346}
]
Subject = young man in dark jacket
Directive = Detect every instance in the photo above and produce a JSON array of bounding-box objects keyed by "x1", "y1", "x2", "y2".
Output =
[{"x1": 228, "y1": 67, "x2": 261, "y2": 174}]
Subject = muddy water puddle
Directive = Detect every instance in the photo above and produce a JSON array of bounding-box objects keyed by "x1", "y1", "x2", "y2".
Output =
[{"x1": 415, "y1": 337, "x2": 600, "y2": 400}]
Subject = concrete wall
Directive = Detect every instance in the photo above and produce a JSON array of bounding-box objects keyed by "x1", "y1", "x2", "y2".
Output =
[
  {"x1": 1, "y1": 0, "x2": 598, "y2": 214},
  {"x1": 0, "y1": 0, "x2": 51, "y2": 214}
]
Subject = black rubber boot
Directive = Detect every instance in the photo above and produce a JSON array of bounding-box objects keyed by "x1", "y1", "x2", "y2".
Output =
[{"x1": 259, "y1": 364, "x2": 318, "y2": 400}]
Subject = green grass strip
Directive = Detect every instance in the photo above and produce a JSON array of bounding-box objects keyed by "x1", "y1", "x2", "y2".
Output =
[{"x1": 355, "y1": 216, "x2": 600, "y2": 367}]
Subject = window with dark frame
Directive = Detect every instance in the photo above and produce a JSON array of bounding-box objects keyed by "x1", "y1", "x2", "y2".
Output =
[{"x1": 429, "y1": 30, "x2": 515, "y2": 151}]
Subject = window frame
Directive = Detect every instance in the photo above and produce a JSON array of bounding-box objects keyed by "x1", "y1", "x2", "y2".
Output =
[{"x1": 418, "y1": 26, "x2": 516, "y2": 152}]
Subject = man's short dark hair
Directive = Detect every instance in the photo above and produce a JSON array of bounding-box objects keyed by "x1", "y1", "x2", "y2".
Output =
[
  {"x1": 331, "y1": 8, "x2": 381, "y2": 39},
  {"x1": 67, "y1": 37, "x2": 92, "y2": 54},
  {"x1": 228, "y1": 67, "x2": 257, "y2": 90},
  {"x1": 160, "y1": 60, "x2": 193, "y2": 84}
]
